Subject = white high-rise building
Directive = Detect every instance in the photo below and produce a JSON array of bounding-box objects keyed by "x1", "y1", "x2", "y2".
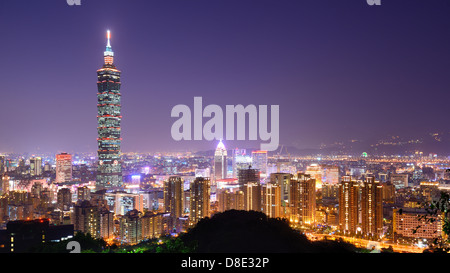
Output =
[{"x1": 214, "y1": 140, "x2": 227, "y2": 182}]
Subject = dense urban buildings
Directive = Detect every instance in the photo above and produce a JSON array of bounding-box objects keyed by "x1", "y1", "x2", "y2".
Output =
[{"x1": 1, "y1": 146, "x2": 450, "y2": 252}]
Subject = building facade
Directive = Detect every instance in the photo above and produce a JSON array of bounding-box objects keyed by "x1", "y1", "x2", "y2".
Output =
[{"x1": 96, "y1": 30, "x2": 123, "y2": 190}]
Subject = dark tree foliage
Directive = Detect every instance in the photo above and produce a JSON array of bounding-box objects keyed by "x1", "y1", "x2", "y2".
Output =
[{"x1": 179, "y1": 210, "x2": 357, "y2": 253}]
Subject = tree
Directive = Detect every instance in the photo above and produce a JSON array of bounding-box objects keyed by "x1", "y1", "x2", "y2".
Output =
[{"x1": 179, "y1": 210, "x2": 357, "y2": 253}]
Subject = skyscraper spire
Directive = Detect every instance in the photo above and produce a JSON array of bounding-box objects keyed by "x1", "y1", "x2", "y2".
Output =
[
  {"x1": 104, "y1": 30, "x2": 114, "y2": 65},
  {"x1": 106, "y1": 30, "x2": 111, "y2": 49}
]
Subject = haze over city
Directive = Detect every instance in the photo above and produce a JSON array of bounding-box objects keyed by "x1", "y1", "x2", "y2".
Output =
[{"x1": 1, "y1": 0, "x2": 449, "y2": 154}]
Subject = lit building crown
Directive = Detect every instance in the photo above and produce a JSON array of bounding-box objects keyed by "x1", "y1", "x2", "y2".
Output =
[
  {"x1": 104, "y1": 30, "x2": 114, "y2": 65},
  {"x1": 215, "y1": 139, "x2": 227, "y2": 156}
]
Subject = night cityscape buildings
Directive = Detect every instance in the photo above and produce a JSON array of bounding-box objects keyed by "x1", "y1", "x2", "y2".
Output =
[{"x1": 96, "y1": 30, "x2": 123, "y2": 191}]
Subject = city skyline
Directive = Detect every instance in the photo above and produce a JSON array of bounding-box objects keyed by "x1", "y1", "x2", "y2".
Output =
[{"x1": 1, "y1": 0, "x2": 450, "y2": 155}]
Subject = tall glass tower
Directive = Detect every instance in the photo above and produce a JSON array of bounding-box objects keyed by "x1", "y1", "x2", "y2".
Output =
[{"x1": 96, "y1": 30, "x2": 122, "y2": 190}]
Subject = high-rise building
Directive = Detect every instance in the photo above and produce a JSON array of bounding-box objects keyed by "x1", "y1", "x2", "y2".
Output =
[
  {"x1": 99, "y1": 207, "x2": 114, "y2": 239},
  {"x1": 189, "y1": 177, "x2": 210, "y2": 226},
  {"x1": 164, "y1": 176, "x2": 184, "y2": 220},
  {"x1": 119, "y1": 209, "x2": 142, "y2": 244},
  {"x1": 305, "y1": 164, "x2": 322, "y2": 190},
  {"x1": 77, "y1": 186, "x2": 91, "y2": 203},
  {"x1": 214, "y1": 140, "x2": 227, "y2": 182},
  {"x1": 29, "y1": 157, "x2": 42, "y2": 177},
  {"x1": 251, "y1": 151, "x2": 267, "y2": 179},
  {"x1": 237, "y1": 167, "x2": 260, "y2": 189},
  {"x1": 360, "y1": 176, "x2": 383, "y2": 239},
  {"x1": 290, "y1": 173, "x2": 316, "y2": 226},
  {"x1": 55, "y1": 153, "x2": 72, "y2": 183},
  {"x1": 232, "y1": 148, "x2": 252, "y2": 178},
  {"x1": 96, "y1": 30, "x2": 123, "y2": 191},
  {"x1": 393, "y1": 208, "x2": 443, "y2": 241},
  {"x1": 217, "y1": 189, "x2": 245, "y2": 212},
  {"x1": 338, "y1": 176, "x2": 359, "y2": 236},
  {"x1": 142, "y1": 212, "x2": 163, "y2": 240},
  {"x1": 105, "y1": 192, "x2": 144, "y2": 216},
  {"x1": 243, "y1": 182, "x2": 261, "y2": 212},
  {"x1": 73, "y1": 200, "x2": 100, "y2": 238},
  {"x1": 270, "y1": 173, "x2": 291, "y2": 209},
  {"x1": 0, "y1": 155, "x2": 5, "y2": 176},
  {"x1": 322, "y1": 165, "x2": 339, "y2": 185}
]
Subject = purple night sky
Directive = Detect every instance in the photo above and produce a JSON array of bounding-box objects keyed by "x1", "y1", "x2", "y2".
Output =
[{"x1": 0, "y1": 0, "x2": 449, "y2": 154}]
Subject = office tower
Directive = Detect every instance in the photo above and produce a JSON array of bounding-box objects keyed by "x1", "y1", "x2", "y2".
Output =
[
  {"x1": 338, "y1": 176, "x2": 359, "y2": 235},
  {"x1": 270, "y1": 173, "x2": 291, "y2": 208},
  {"x1": 237, "y1": 167, "x2": 260, "y2": 189},
  {"x1": 29, "y1": 157, "x2": 42, "y2": 177},
  {"x1": 214, "y1": 140, "x2": 227, "y2": 182},
  {"x1": 77, "y1": 186, "x2": 91, "y2": 202},
  {"x1": 360, "y1": 176, "x2": 383, "y2": 239},
  {"x1": 119, "y1": 209, "x2": 142, "y2": 244},
  {"x1": 73, "y1": 200, "x2": 100, "y2": 238},
  {"x1": 96, "y1": 30, "x2": 123, "y2": 191},
  {"x1": 232, "y1": 148, "x2": 252, "y2": 178},
  {"x1": 57, "y1": 188, "x2": 72, "y2": 211},
  {"x1": 55, "y1": 153, "x2": 72, "y2": 183},
  {"x1": 164, "y1": 176, "x2": 184, "y2": 219},
  {"x1": 290, "y1": 173, "x2": 316, "y2": 226},
  {"x1": 262, "y1": 183, "x2": 281, "y2": 218},
  {"x1": 391, "y1": 173, "x2": 408, "y2": 189},
  {"x1": 251, "y1": 150, "x2": 267, "y2": 179},
  {"x1": 189, "y1": 177, "x2": 210, "y2": 226}
]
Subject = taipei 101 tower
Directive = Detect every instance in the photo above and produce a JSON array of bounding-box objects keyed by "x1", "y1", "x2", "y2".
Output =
[{"x1": 96, "y1": 30, "x2": 123, "y2": 190}]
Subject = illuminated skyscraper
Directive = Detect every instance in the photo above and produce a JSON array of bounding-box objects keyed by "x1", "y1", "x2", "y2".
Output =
[
  {"x1": 251, "y1": 151, "x2": 267, "y2": 179},
  {"x1": 214, "y1": 140, "x2": 227, "y2": 181},
  {"x1": 29, "y1": 157, "x2": 42, "y2": 177},
  {"x1": 338, "y1": 176, "x2": 359, "y2": 236},
  {"x1": 262, "y1": 183, "x2": 281, "y2": 218},
  {"x1": 96, "y1": 30, "x2": 123, "y2": 190},
  {"x1": 56, "y1": 153, "x2": 72, "y2": 183},
  {"x1": 360, "y1": 176, "x2": 383, "y2": 239},
  {"x1": 164, "y1": 176, "x2": 184, "y2": 220},
  {"x1": 290, "y1": 173, "x2": 316, "y2": 226},
  {"x1": 189, "y1": 177, "x2": 210, "y2": 226}
]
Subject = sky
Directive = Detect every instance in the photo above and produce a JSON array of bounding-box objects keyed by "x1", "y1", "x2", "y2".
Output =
[{"x1": 0, "y1": 0, "x2": 449, "y2": 154}]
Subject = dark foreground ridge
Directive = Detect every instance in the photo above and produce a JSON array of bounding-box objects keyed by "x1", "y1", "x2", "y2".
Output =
[{"x1": 180, "y1": 210, "x2": 357, "y2": 253}]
